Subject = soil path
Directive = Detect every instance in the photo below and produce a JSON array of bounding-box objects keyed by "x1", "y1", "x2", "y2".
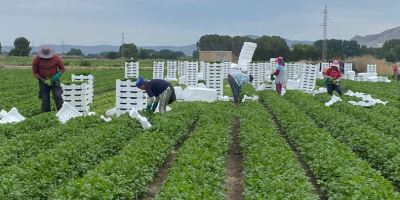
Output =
[{"x1": 224, "y1": 117, "x2": 245, "y2": 200}]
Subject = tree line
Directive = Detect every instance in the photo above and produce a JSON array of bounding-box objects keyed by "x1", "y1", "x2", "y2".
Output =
[
  {"x1": 194, "y1": 34, "x2": 400, "y2": 62},
  {"x1": 2, "y1": 37, "x2": 187, "y2": 60},
  {"x1": 4, "y1": 35, "x2": 400, "y2": 62}
]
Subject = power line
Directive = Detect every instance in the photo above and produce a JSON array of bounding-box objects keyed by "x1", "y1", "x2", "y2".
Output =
[{"x1": 321, "y1": 6, "x2": 329, "y2": 62}]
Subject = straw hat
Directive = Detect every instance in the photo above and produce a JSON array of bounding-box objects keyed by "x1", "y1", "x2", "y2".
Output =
[{"x1": 37, "y1": 44, "x2": 55, "y2": 59}]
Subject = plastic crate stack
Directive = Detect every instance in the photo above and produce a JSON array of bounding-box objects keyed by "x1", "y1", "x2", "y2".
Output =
[
  {"x1": 344, "y1": 63, "x2": 353, "y2": 74},
  {"x1": 367, "y1": 64, "x2": 377, "y2": 74},
  {"x1": 247, "y1": 62, "x2": 263, "y2": 88},
  {"x1": 167, "y1": 61, "x2": 177, "y2": 79},
  {"x1": 178, "y1": 61, "x2": 186, "y2": 77},
  {"x1": 237, "y1": 42, "x2": 257, "y2": 71},
  {"x1": 61, "y1": 83, "x2": 91, "y2": 114},
  {"x1": 124, "y1": 62, "x2": 139, "y2": 78},
  {"x1": 320, "y1": 62, "x2": 329, "y2": 72},
  {"x1": 185, "y1": 61, "x2": 198, "y2": 87},
  {"x1": 115, "y1": 79, "x2": 147, "y2": 116},
  {"x1": 205, "y1": 62, "x2": 224, "y2": 96},
  {"x1": 222, "y1": 61, "x2": 231, "y2": 78},
  {"x1": 286, "y1": 63, "x2": 296, "y2": 81},
  {"x1": 71, "y1": 74, "x2": 93, "y2": 104},
  {"x1": 153, "y1": 61, "x2": 164, "y2": 80},
  {"x1": 299, "y1": 64, "x2": 318, "y2": 92}
]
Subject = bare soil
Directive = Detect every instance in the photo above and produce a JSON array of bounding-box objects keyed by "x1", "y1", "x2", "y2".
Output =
[
  {"x1": 224, "y1": 117, "x2": 245, "y2": 200},
  {"x1": 139, "y1": 119, "x2": 198, "y2": 200},
  {"x1": 260, "y1": 99, "x2": 328, "y2": 200}
]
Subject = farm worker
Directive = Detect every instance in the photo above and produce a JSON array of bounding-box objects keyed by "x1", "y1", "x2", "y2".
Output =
[
  {"x1": 32, "y1": 44, "x2": 65, "y2": 112},
  {"x1": 392, "y1": 65, "x2": 400, "y2": 82},
  {"x1": 227, "y1": 72, "x2": 253, "y2": 105},
  {"x1": 324, "y1": 60, "x2": 343, "y2": 96},
  {"x1": 272, "y1": 56, "x2": 287, "y2": 94},
  {"x1": 136, "y1": 77, "x2": 176, "y2": 116}
]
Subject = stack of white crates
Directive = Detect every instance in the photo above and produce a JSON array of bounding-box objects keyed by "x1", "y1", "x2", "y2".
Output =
[
  {"x1": 71, "y1": 74, "x2": 93, "y2": 104},
  {"x1": 205, "y1": 62, "x2": 224, "y2": 96},
  {"x1": 167, "y1": 61, "x2": 177, "y2": 79},
  {"x1": 178, "y1": 61, "x2": 186, "y2": 77},
  {"x1": 321, "y1": 62, "x2": 330, "y2": 72},
  {"x1": 61, "y1": 83, "x2": 90, "y2": 114},
  {"x1": 247, "y1": 62, "x2": 266, "y2": 88},
  {"x1": 344, "y1": 63, "x2": 353, "y2": 73},
  {"x1": 222, "y1": 62, "x2": 231, "y2": 78},
  {"x1": 286, "y1": 63, "x2": 296, "y2": 81},
  {"x1": 115, "y1": 79, "x2": 147, "y2": 116},
  {"x1": 237, "y1": 42, "x2": 257, "y2": 71},
  {"x1": 367, "y1": 64, "x2": 377, "y2": 74},
  {"x1": 153, "y1": 61, "x2": 164, "y2": 79},
  {"x1": 185, "y1": 61, "x2": 198, "y2": 87},
  {"x1": 125, "y1": 62, "x2": 139, "y2": 78},
  {"x1": 299, "y1": 64, "x2": 318, "y2": 92}
]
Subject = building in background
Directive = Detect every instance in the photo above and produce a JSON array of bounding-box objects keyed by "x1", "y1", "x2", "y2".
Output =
[{"x1": 199, "y1": 51, "x2": 232, "y2": 62}]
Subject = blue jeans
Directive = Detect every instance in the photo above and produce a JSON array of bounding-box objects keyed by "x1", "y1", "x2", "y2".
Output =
[{"x1": 326, "y1": 84, "x2": 342, "y2": 96}]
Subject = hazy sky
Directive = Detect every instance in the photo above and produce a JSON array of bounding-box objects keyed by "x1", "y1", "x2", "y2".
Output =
[{"x1": 1, "y1": 0, "x2": 399, "y2": 47}]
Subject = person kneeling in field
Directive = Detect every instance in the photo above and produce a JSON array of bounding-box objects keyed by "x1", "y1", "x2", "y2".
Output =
[
  {"x1": 323, "y1": 60, "x2": 343, "y2": 96},
  {"x1": 32, "y1": 44, "x2": 65, "y2": 112},
  {"x1": 136, "y1": 77, "x2": 176, "y2": 116},
  {"x1": 392, "y1": 65, "x2": 400, "y2": 82}
]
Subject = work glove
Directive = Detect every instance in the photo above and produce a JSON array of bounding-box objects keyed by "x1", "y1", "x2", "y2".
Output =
[
  {"x1": 51, "y1": 72, "x2": 62, "y2": 83},
  {"x1": 146, "y1": 104, "x2": 152, "y2": 110},
  {"x1": 270, "y1": 74, "x2": 275, "y2": 80},
  {"x1": 151, "y1": 102, "x2": 158, "y2": 112}
]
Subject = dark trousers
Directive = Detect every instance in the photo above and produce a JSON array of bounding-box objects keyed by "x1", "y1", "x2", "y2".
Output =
[
  {"x1": 396, "y1": 74, "x2": 400, "y2": 82},
  {"x1": 38, "y1": 80, "x2": 64, "y2": 112},
  {"x1": 276, "y1": 84, "x2": 283, "y2": 94},
  {"x1": 326, "y1": 84, "x2": 343, "y2": 96},
  {"x1": 227, "y1": 76, "x2": 239, "y2": 103}
]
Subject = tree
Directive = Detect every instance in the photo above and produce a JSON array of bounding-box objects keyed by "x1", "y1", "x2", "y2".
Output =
[
  {"x1": 105, "y1": 51, "x2": 118, "y2": 59},
  {"x1": 192, "y1": 50, "x2": 199, "y2": 59},
  {"x1": 9, "y1": 37, "x2": 31, "y2": 57},
  {"x1": 119, "y1": 43, "x2": 138, "y2": 59},
  {"x1": 342, "y1": 40, "x2": 360, "y2": 57},
  {"x1": 196, "y1": 34, "x2": 232, "y2": 51},
  {"x1": 385, "y1": 48, "x2": 397, "y2": 62},
  {"x1": 360, "y1": 45, "x2": 375, "y2": 56},
  {"x1": 0, "y1": 42, "x2": 2, "y2": 53},
  {"x1": 66, "y1": 48, "x2": 83, "y2": 56}
]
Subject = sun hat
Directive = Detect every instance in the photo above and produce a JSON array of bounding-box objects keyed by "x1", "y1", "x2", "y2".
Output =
[
  {"x1": 330, "y1": 60, "x2": 339, "y2": 68},
  {"x1": 392, "y1": 65, "x2": 397, "y2": 70},
  {"x1": 136, "y1": 77, "x2": 145, "y2": 87},
  {"x1": 37, "y1": 44, "x2": 55, "y2": 59}
]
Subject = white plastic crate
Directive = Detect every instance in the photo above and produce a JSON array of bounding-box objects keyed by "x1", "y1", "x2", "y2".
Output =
[
  {"x1": 0, "y1": 108, "x2": 25, "y2": 124},
  {"x1": 367, "y1": 64, "x2": 377, "y2": 74},
  {"x1": 167, "y1": 61, "x2": 177, "y2": 79},
  {"x1": 153, "y1": 61, "x2": 165, "y2": 79},
  {"x1": 56, "y1": 102, "x2": 83, "y2": 123}
]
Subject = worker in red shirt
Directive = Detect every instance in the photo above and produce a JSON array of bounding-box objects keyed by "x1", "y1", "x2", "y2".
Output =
[
  {"x1": 323, "y1": 60, "x2": 342, "y2": 96},
  {"x1": 32, "y1": 44, "x2": 65, "y2": 112},
  {"x1": 392, "y1": 65, "x2": 400, "y2": 82}
]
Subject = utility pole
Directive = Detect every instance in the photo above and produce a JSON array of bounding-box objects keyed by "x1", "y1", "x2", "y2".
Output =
[
  {"x1": 321, "y1": 6, "x2": 328, "y2": 62},
  {"x1": 121, "y1": 32, "x2": 125, "y2": 59}
]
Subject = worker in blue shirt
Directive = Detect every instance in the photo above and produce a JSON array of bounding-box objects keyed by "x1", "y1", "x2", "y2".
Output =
[
  {"x1": 227, "y1": 72, "x2": 253, "y2": 105},
  {"x1": 136, "y1": 77, "x2": 176, "y2": 115}
]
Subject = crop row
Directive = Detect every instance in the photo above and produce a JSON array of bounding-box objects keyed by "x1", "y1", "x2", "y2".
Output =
[
  {"x1": 239, "y1": 101, "x2": 318, "y2": 199},
  {"x1": 260, "y1": 90, "x2": 399, "y2": 199},
  {"x1": 154, "y1": 101, "x2": 235, "y2": 199},
  {"x1": 0, "y1": 114, "x2": 143, "y2": 199},
  {"x1": 49, "y1": 101, "x2": 203, "y2": 199},
  {"x1": 284, "y1": 90, "x2": 400, "y2": 190}
]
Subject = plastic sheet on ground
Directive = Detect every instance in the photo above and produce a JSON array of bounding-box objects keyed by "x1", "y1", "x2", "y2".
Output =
[
  {"x1": 345, "y1": 90, "x2": 388, "y2": 107},
  {"x1": 0, "y1": 108, "x2": 26, "y2": 124},
  {"x1": 180, "y1": 87, "x2": 217, "y2": 102},
  {"x1": 325, "y1": 95, "x2": 342, "y2": 106}
]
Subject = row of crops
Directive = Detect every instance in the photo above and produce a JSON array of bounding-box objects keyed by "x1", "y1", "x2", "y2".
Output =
[{"x1": 2, "y1": 68, "x2": 400, "y2": 199}]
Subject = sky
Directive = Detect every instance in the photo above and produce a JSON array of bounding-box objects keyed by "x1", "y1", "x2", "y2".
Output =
[{"x1": 1, "y1": 0, "x2": 400, "y2": 47}]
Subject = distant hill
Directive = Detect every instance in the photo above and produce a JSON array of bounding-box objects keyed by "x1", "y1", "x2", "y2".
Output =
[
  {"x1": 350, "y1": 26, "x2": 400, "y2": 48},
  {"x1": 243, "y1": 35, "x2": 314, "y2": 47},
  {"x1": 2, "y1": 44, "x2": 197, "y2": 56}
]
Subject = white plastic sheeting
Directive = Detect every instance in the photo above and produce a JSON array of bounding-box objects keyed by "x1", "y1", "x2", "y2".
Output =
[{"x1": 180, "y1": 87, "x2": 218, "y2": 102}]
